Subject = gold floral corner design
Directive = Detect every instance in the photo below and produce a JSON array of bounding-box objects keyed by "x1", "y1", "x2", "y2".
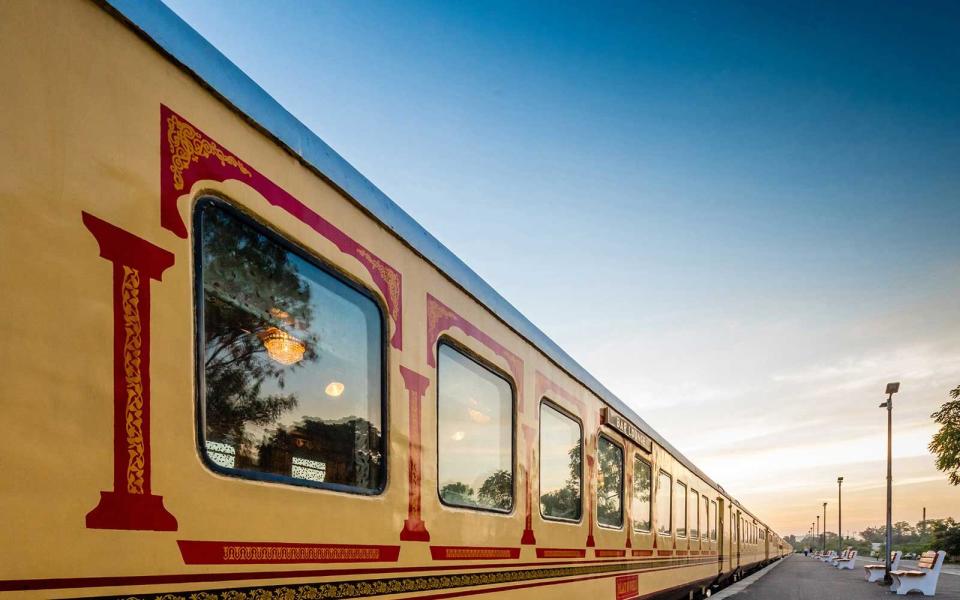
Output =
[
  {"x1": 121, "y1": 265, "x2": 146, "y2": 495},
  {"x1": 166, "y1": 113, "x2": 251, "y2": 192},
  {"x1": 355, "y1": 247, "x2": 401, "y2": 322}
]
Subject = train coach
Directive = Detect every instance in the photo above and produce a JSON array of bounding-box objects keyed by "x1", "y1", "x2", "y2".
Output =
[{"x1": 0, "y1": 1, "x2": 790, "y2": 598}]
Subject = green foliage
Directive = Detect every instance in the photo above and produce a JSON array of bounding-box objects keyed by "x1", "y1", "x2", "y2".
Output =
[
  {"x1": 478, "y1": 469, "x2": 514, "y2": 510},
  {"x1": 540, "y1": 445, "x2": 582, "y2": 520},
  {"x1": 856, "y1": 518, "x2": 960, "y2": 560},
  {"x1": 930, "y1": 385, "x2": 960, "y2": 485},
  {"x1": 440, "y1": 481, "x2": 475, "y2": 505}
]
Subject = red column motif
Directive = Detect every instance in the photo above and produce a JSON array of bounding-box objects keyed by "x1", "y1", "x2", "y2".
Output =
[
  {"x1": 521, "y1": 425, "x2": 536, "y2": 545},
  {"x1": 82, "y1": 212, "x2": 178, "y2": 531},
  {"x1": 586, "y1": 450, "x2": 596, "y2": 547},
  {"x1": 399, "y1": 366, "x2": 431, "y2": 542}
]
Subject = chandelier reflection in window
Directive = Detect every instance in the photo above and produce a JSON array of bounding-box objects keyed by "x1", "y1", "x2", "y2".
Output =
[{"x1": 259, "y1": 326, "x2": 306, "y2": 365}]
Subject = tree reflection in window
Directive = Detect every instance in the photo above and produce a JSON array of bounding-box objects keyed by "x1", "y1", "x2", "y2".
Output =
[
  {"x1": 437, "y1": 344, "x2": 513, "y2": 511},
  {"x1": 656, "y1": 471, "x2": 672, "y2": 534},
  {"x1": 596, "y1": 436, "x2": 623, "y2": 528},
  {"x1": 539, "y1": 403, "x2": 582, "y2": 521},
  {"x1": 632, "y1": 456, "x2": 652, "y2": 532},
  {"x1": 197, "y1": 202, "x2": 384, "y2": 492}
]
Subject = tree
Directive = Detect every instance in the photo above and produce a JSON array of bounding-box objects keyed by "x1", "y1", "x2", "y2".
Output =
[
  {"x1": 478, "y1": 470, "x2": 513, "y2": 510},
  {"x1": 930, "y1": 385, "x2": 960, "y2": 485},
  {"x1": 540, "y1": 444, "x2": 582, "y2": 520},
  {"x1": 440, "y1": 482, "x2": 475, "y2": 506},
  {"x1": 930, "y1": 518, "x2": 960, "y2": 559},
  {"x1": 200, "y1": 205, "x2": 318, "y2": 455}
]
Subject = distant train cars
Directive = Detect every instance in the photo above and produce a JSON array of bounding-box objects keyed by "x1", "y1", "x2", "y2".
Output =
[{"x1": 0, "y1": 1, "x2": 789, "y2": 598}]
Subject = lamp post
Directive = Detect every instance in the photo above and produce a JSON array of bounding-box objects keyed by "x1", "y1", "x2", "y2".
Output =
[
  {"x1": 822, "y1": 502, "x2": 827, "y2": 551},
  {"x1": 816, "y1": 515, "x2": 820, "y2": 551},
  {"x1": 837, "y1": 477, "x2": 843, "y2": 552},
  {"x1": 880, "y1": 382, "x2": 900, "y2": 586}
]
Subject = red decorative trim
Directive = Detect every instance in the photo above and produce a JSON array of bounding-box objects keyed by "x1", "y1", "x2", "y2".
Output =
[
  {"x1": 399, "y1": 366, "x2": 431, "y2": 542},
  {"x1": 520, "y1": 424, "x2": 536, "y2": 545},
  {"x1": 658, "y1": 550, "x2": 674, "y2": 556},
  {"x1": 82, "y1": 212, "x2": 177, "y2": 532},
  {"x1": 177, "y1": 541, "x2": 400, "y2": 564},
  {"x1": 676, "y1": 550, "x2": 689, "y2": 556},
  {"x1": 585, "y1": 453, "x2": 596, "y2": 547},
  {"x1": 160, "y1": 106, "x2": 402, "y2": 349},
  {"x1": 425, "y1": 293, "x2": 523, "y2": 412},
  {"x1": 616, "y1": 574, "x2": 640, "y2": 600},
  {"x1": 535, "y1": 371, "x2": 585, "y2": 414},
  {"x1": 632, "y1": 549, "x2": 654, "y2": 557},
  {"x1": 536, "y1": 548, "x2": 586, "y2": 559},
  {"x1": 594, "y1": 549, "x2": 627, "y2": 558},
  {"x1": 0, "y1": 558, "x2": 710, "y2": 593},
  {"x1": 430, "y1": 546, "x2": 521, "y2": 560}
]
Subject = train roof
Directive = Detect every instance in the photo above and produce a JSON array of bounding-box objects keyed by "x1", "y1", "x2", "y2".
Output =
[{"x1": 102, "y1": 0, "x2": 765, "y2": 521}]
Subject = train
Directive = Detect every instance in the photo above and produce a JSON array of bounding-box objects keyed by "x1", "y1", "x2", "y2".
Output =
[{"x1": 0, "y1": 1, "x2": 790, "y2": 598}]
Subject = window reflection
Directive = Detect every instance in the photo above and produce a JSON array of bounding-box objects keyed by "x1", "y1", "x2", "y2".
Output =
[
  {"x1": 539, "y1": 403, "x2": 582, "y2": 521},
  {"x1": 437, "y1": 344, "x2": 513, "y2": 511},
  {"x1": 197, "y1": 202, "x2": 384, "y2": 492},
  {"x1": 702, "y1": 496, "x2": 710, "y2": 543},
  {"x1": 656, "y1": 471, "x2": 672, "y2": 534},
  {"x1": 690, "y1": 489, "x2": 700, "y2": 538},
  {"x1": 632, "y1": 456, "x2": 652, "y2": 532},
  {"x1": 596, "y1": 436, "x2": 623, "y2": 528},
  {"x1": 675, "y1": 480, "x2": 687, "y2": 537}
]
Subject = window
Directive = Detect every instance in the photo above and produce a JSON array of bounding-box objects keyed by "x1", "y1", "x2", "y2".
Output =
[
  {"x1": 539, "y1": 402, "x2": 582, "y2": 521},
  {"x1": 438, "y1": 343, "x2": 514, "y2": 511},
  {"x1": 701, "y1": 495, "x2": 709, "y2": 543},
  {"x1": 596, "y1": 436, "x2": 624, "y2": 528},
  {"x1": 656, "y1": 471, "x2": 672, "y2": 534},
  {"x1": 632, "y1": 456, "x2": 652, "y2": 532},
  {"x1": 674, "y1": 481, "x2": 687, "y2": 537},
  {"x1": 690, "y1": 489, "x2": 700, "y2": 538},
  {"x1": 197, "y1": 201, "x2": 385, "y2": 492},
  {"x1": 710, "y1": 500, "x2": 718, "y2": 540}
]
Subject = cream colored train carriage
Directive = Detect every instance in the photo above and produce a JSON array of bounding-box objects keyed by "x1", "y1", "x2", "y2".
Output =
[{"x1": 0, "y1": 1, "x2": 789, "y2": 598}]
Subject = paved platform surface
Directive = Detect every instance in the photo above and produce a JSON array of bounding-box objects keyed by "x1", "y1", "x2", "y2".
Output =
[{"x1": 731, "y1": 554, "x2": 960, "y2": 599}]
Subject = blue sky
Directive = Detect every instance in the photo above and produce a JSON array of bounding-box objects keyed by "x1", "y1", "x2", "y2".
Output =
[{"x1": 163, "y1": 0, "x2": 960, "y2": 534}]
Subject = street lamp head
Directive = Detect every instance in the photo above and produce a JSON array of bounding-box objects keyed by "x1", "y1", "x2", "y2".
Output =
[
  {"x1": 885, "y1": 382, "x2": 900, "y2": 395},
  {"x1": 838, "y1": 476, "x2": 843, "y2": 484}
]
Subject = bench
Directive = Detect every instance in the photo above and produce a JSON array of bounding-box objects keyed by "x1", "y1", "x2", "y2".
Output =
[
  {"x1": 864, "y1": 550, "x2": 901, "y2": 582},
  {"x1": 819, "y1": 551, "x2": 837, "y2": 563},
  {"x1": 835, "y1": 549, "x2": 858, "y2": 569},
  {"x1": 829, "y1": 549, "x2": 851, "y2": 566},
  {"x1": 890, "y1": 550, "x2": 946, "y2": 596}
]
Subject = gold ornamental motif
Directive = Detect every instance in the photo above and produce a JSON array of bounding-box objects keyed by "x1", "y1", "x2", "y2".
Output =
[
  {"x1": 355, "y1": 247, "x2": 401, "y2": 316},
  {"x1": 103, "y1": 556, "x2": 717, "y2": 599},
  {"x1": 166, "y1": 113, "x2": 251, "y2": 191},
  {"x1": 121, "y1": 266, "x2": 146, "y2": 495}
]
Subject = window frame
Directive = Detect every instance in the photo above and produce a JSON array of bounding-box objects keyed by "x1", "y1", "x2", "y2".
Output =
[
  {"x1": 192, "y1": 197, "x2": 390, "y2": 495},
  {"x1": 675, "y1": 480, "x2": 688, "y2": 538},
  {"x1": 631, "y1": 454, "x2": 653, "y2": 533},
  {"x1": 595, "y1": 433, "x2": 625, "y2": 530},
  {"x1": 435, "y1": 336, "x2": 517, "y2": 514},
  {"x1": 656, "y1": 469, "x2": 673, "y2": 536},
  {"x1": 710, "y1": 499, "x2": 718, "y2": 541},
  {"x1": 538, "y1": 398, "x2": 584, "y2": 524},
  {"x1": 690, "y1": 488, "x2": 700, "y2": 539}
]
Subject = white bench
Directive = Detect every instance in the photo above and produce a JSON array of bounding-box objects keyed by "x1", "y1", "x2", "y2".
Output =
[
  {"x1": 820, "y1": 551, "x2": 837, "y2": 563},
  {"x1": 864, "y1": 550, "x2": 902, "y2": 582},
  {"x1": 890, "y1": 550, "x2": 946, "y2": 596},
  {"x1": 835, "y1": 549, "x2": 858, "y2": 569},
  {"x1": 829, "y1": 549, "x2": 850, "y2": 566}
]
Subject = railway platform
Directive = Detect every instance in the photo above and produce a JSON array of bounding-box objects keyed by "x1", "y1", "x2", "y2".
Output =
[{"x1": 727, "y1": 553, "x2": 960, "y2": 599}]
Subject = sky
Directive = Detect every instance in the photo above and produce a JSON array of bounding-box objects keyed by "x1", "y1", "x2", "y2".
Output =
[{"x1": 162, "y1": 0, "x2": 960, "y2": 537}]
